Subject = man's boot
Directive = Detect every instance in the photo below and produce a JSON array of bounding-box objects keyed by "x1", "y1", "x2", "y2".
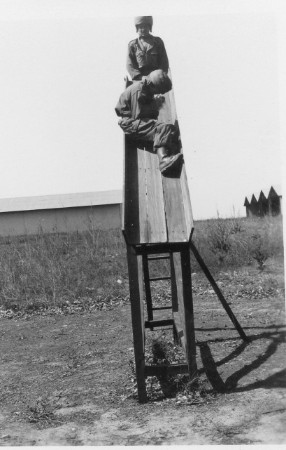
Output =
[{"x1": 157, "y1": 146, "x2": 183, "y2": 175}]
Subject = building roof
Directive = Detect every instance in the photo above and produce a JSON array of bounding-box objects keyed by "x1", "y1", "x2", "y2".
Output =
[
  {"x1": 251, "y1": 194, "x2": 258, "y2": 204},
  {"x1": 0, "y1": 190, "x2": 122, "y2": 213},
  {"x1": 271, "y1": 184, "x2": 282, "y2": 196},
  {"x1": 269, "y1": 185, "x2": 283, "y2": 198},
  {"x1": 258, "y1": 191, "x2": 267, "y2": 202},
  {"x1": 245, "y1": 184, "x2": 282, "y2": 205}
]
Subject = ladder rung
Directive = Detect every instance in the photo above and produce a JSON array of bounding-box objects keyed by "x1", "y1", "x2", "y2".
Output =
[
  {"x1": 145, "y1": 319, "x2": 174, "y2": 328},
  {"x1": 149, "y1": 276, "x2": 171, "y2": 281},
  {"x1": 147, "y1": 255, "x2": 170, "y2": 261},
  {"x1": 152, "y1": 306, "x2": 172, "y2": 311},
  {"x1": 145, "y1": 364, "x2": 189, "y2": 377}
]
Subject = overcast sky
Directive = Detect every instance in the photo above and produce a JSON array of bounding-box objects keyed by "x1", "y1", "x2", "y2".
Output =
[{"x1": 0, "y1": 0, "x2": 285, "y2": 219}]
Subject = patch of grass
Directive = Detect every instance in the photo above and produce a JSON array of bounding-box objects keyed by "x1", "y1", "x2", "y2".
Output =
[
  {"x1": 124, "y1": 332, "x2": 213, "y2": 404},
  {"x1": 192, "y1": 215, "x2": 284, "y2": 271},
  {"x1": 0, "y1": 215, "x2": 283, "y2": 315},
  {"x1": 207, "y1": 218, "x2": 233, "y2": 264},
  {"x1": 0, "y1": 228, "x2": 129, "y2": 315},
  {"x1": 249, "y1": 232, "x2": 269, "y2": 270},
  {"x1": 27, "y1": 396, "x2": 63, "y2": 428}
]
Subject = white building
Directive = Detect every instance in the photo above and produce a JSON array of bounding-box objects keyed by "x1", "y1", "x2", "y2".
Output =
[{"x1": 0, "y1": 190, "x2": 122, "y2": 236}]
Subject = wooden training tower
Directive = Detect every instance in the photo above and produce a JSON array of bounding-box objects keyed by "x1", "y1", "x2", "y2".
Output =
[{"x1": 122, "y1": 87, "x2": 248, "y2": 403}]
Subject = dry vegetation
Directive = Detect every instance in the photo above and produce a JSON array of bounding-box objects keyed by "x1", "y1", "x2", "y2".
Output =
[{"x1": 0, "y1": 215, "x2": 284, "y2": 318}]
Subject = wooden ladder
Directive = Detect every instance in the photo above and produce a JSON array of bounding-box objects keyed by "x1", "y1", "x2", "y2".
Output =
[
  {"x1": 126, "y1": 241, "x2": 248, "y2": 403},
  {"x1": 143, "y1": 253, "x2": 173, "y2": 330},
  {"x1": 126, "y1": 243, "x2": 198, "y2": 403}
]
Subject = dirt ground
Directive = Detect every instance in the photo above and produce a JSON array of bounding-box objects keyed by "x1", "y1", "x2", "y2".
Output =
[{"x1": 0, "y1": 262, "x2": 285, "y2": 445}]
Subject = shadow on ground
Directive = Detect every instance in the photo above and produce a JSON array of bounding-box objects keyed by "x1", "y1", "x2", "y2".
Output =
[{"x1": 197, "y1": 324, "x2": 286, "y2": 393}]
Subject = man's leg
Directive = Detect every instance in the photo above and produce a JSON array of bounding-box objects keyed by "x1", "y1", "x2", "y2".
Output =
[
  {"x1": 156, "y1": 146, "x2": 183, "y2": 175},
  {"x1": 154, "y1": 123, "x2": 183, "y2": 175},
  {"x1": 119, "y1": 118, "x2": 157, "y2": 144},
  {"x1": 119, "y1": 118, "x2": 183, "y2": 175}
]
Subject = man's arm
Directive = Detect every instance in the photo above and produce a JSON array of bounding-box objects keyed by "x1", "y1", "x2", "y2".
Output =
[
  {"x1": 115, "y1": 89, "x2": 132, "y2": 118},
  {"x1": 126, "y1": 42, "x2": 142, "y2": 80},
  {"x1": 157, "y1": 37, "x2": 169, "y2": 73}
]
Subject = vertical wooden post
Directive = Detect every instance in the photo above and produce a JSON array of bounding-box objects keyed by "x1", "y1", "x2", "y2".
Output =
[
  {"x1": 170, "y1": 253, "x2": 180, "y2": 344},
  {"x1": 172, "y1": 248, "x2": 197, "y2": 377},
  {"x1": 126, "y1": 245, "x2": 147, "y2": 402},
  {"x1": 180, "y1": 247, "x2": 197, "y2": 376}
]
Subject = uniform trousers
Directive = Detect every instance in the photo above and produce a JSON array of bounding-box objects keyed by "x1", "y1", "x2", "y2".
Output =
[{"x1": 119, "y1": 117, "x2": 178, "y2": 151}]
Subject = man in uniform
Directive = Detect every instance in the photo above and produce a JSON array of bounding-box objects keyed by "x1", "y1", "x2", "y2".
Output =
[
  {"x1": 115, "y1": 69, "x2": 183, "y2": 176},
  {"x1": 127, "y1": 16, "x2": 169, "y2": 81}
]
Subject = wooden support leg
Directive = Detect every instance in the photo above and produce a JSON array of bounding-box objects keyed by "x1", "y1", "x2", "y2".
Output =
[
  {"x1": 127, "y1": 245, "x2": 147, "y2": 402},
  {"x1": 181, "y1": 248, "x2": 198, "y2": 376},
  {"x1": 172, "y1": 249, "x2": 197, "y2": 377},
  {"x1": 170, "y1": 253, "x2": 180, "y2": 345},
  {"x1": 189, "y1": 241, "x2": 249, "y2": 342}
]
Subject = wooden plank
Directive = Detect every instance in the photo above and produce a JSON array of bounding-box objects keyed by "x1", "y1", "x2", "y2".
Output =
[
  {"x1": 168, "y1": 87, "x2": 179, "y2": 123},
  {"x1": 158, "y1": 88, "x2": 193, "y2": 243},
  {"x1": 123, "y1": 141, "x2": 140, "y2": 244},
  {"x1": 124, "y1": 144, "x2": 167, "y2": 245},
  {"x1": 144, "y1": 151, "x2": 167, "y2": 243},
  {"x1": 127, "y1": 245, "x2": 147, "y2": 402},
  {"x1": 135, "y1": 242, "x2": 189, "y2": 255},
  {"x1": 170, "y1": 253, "x2": 179, "y2": 347},
  {"x1": 180, "y1": 168, "x2": 194, "y2": 239},
  {"x1": 137, "y1": 148, "x2": 149, "y2": 243},
  {"x1": 173, "y1": 312, "x2": 186, "y2": 352},
  {"x1": 123, "y1": 82, "x2": 194, "y2": 245},
  {"x1": 145, "y1": 364, "x2": 189, "y2": 377},
  {"x1": 142, "y1": 254, "x2": 153, "y2": 323},
  {"x1": 147, "y1": 254, "x2": 170, "y2": 260},
  {"x1": 180, "y1": 248, "x2": 197, "y2": 375},
  {"x1": 170, "y1": 253, "x2": 186, "y2": 354},
  {"x1": 152, "y1": 306, "x2": 172, "y2": 310},
  {"x1": 162, "y1": 176, "x2": 188, "y2": 242},
  {"x1": 121, "y1": 136, "x2": 127, "y2": 233},
  {"x1": 172, "y1": 250, "x2": 197, "y2": 376},
  {"x1": 172, "y1": 251, "x2": 186, "y2": 340},
  {"x1": 145, "y1": 319, "x2": 174, "y2": 328}
]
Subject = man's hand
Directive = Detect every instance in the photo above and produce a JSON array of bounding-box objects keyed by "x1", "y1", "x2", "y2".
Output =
[
  {"x1": 118, "y1": 117, "x2": 133, "y2": 125},
  {"x1": 154, "y1": 94, "x2": 165, "y2": 108}
]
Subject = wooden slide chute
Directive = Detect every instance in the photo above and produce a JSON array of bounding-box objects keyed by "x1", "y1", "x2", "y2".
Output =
[{"x1": 122, "y1": 89, "x2": 194, "y2": 246}]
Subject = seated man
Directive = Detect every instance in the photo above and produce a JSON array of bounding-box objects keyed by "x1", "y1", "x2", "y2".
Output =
[
  {"x1": 127, "y1": 16, "x2": 169, "y2": 81},
  {"x1": 115, "y1": 69, "x2": 183, "y2": 176}
]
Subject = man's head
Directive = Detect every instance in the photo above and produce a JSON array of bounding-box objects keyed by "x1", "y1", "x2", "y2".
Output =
[
  {"x1": 134, "y1": 16, "x2": 153, "y2": 37},
  {"x1": 147, "y1": 70, "x2": 172, "y2": 95}
]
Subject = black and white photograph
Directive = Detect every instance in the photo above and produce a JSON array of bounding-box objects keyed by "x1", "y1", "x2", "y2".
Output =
[{"x1": 0, "y1": 0, "x2": 285, "y2": 445}]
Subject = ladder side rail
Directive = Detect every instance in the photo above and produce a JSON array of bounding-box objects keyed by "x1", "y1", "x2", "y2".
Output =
[{"x1": 142, "y1": 254, "x2": 154, "y2": 324}]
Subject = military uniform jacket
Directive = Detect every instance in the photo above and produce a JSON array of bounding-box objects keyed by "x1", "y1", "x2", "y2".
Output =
[
  {"x1": 127, "y1": 35, "x2": 169, "y2": 80},
  {"x1": 115, "y1": 81, "x2": 159, "y2": 120}
]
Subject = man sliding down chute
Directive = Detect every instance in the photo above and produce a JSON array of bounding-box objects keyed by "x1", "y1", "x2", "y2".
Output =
[{"x1": 115, "y1": 17, "x2": 183, "y2": 177}]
